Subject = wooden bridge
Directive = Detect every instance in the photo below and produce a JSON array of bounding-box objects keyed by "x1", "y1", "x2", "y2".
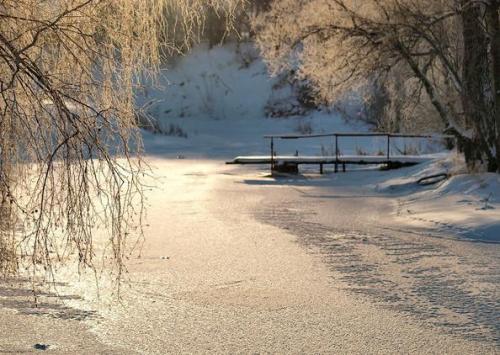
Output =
[{"x1": 227, "y1": 132, "x2": 454, "y2": 174}]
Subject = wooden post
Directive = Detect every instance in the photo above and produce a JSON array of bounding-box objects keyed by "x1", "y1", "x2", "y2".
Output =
[
  {"x1": 320, "y1": 163, "x2": 323, "y2": 174},
  {"x1": 335, "y1": 134, "x2": 339, "y2": 160},
  {"x1": 335, "y1": 134, "x2": 339, "y2": 173},
  {"x1": 387, "y1": 134, "x2": 390, "y2": 161},
  {"x1": 343, "y1": 163, "x2": 346, "y2": 173},
  {"x1": 270, "y1": 137, "x2": 274, "y2": 173}
]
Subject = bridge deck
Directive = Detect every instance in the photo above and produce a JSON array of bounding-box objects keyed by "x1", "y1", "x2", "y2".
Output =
[{"x1": 227, "y1": 155, "x2": 432, "y2": 165}]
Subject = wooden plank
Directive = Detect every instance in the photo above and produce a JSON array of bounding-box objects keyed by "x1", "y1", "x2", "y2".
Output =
[
  {"x1": 226, "y1": 155, "x2": 433, "y2": 165},
  {"x1": 263, "y1": 132, "x2": 456, "y2": 140}
]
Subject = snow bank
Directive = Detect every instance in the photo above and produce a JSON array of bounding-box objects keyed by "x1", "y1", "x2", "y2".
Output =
[{"x1": 380, "y1": 154, "x2": 500, "y2": 242}]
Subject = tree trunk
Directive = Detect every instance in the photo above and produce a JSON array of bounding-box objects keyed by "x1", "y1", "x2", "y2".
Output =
[
  {"x1": 0, "y1": 111, "x2": 17, "y2": 275},
  {"x1": 0, "y1": 124, "x2": 10, "y2": 229},
  {"x1": 460, "y1": 1, "x2": 496, "y2": 171},
  {"x1": 486, "y1": 1, "x2": 500, "y2": 172}
]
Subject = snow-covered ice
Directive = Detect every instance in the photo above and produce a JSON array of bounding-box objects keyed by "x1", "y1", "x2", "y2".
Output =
[
  {"x1": 2, "y1": 42, "x2": 497, "y2": 353},
  {"x1": 30, "y1": 39, "x2": 500, "y2": 353}
]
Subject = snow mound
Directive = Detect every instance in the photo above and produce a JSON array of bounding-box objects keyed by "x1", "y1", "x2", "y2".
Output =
[
  {"x1": 436, "y1": 173, "x2": 500, "y2": 201},
  {"x1": 382, "y1": 154, "x2": 500, "y2": 242}
]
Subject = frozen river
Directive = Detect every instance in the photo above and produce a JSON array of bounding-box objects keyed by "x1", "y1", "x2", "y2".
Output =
[{"x1": 1, "y1": 158, "x2": 498, "y2": 353}]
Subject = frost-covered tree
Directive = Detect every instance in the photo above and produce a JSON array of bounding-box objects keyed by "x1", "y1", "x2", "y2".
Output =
[
  {"x1": 254, "y1": 0, "x2": 500, "y2": 172},
  {"x1": 0, "y1": 0, "x2": 242, "y2": 282}
]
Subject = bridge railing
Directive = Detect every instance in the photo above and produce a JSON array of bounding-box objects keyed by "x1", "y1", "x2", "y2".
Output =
[{"x1": 263, "y1": 132, "x2": 456, "y2": 163}]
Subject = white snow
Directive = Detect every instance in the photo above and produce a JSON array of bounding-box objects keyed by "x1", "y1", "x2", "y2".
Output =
[
  {"x1": 136, "y1": 43, "x2": 387, "y2": 159},
  {"x1": 376, "y1": 155, "x2": 500, "y2": 242},
  {"x1": 137, "y1": 42, "x2": 499, "y2": 243}
]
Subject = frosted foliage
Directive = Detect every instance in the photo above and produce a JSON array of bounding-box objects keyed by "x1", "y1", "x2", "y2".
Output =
[
  {"x1": 161, "y1": 0, "x2": 244, "y2": 53},
  {"x1": 0, "y1": 0, "x2": 241, "y2": 282},
  {"x1": 254, "y1": 0, "x2": 462, "y2": 133}
]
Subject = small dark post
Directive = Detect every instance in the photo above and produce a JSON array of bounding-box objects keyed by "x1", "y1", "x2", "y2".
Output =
[
  {"x1": 387, "y1": 134, "x2": 391, "y2": 161},
  {"x1": 335, "y1": 134, "x2": 339, "y2": 160},
  {"x1": 335, "y1": 134, "x2": 339, "y2": 173},
  {"x1": 320, "y1": 163, "x2": 324, "y2": 174},
  {"x1": 343, "y1": 163, "x2": 346, "y2": 172},
  {"x1": 270, "y1": 137, "x2": 274, "y2": 172}
]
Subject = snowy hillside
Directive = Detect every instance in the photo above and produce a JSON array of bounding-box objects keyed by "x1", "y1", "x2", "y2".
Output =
[{"x1": 136, "y1": 43, "x2": 368, "y2": 158}]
